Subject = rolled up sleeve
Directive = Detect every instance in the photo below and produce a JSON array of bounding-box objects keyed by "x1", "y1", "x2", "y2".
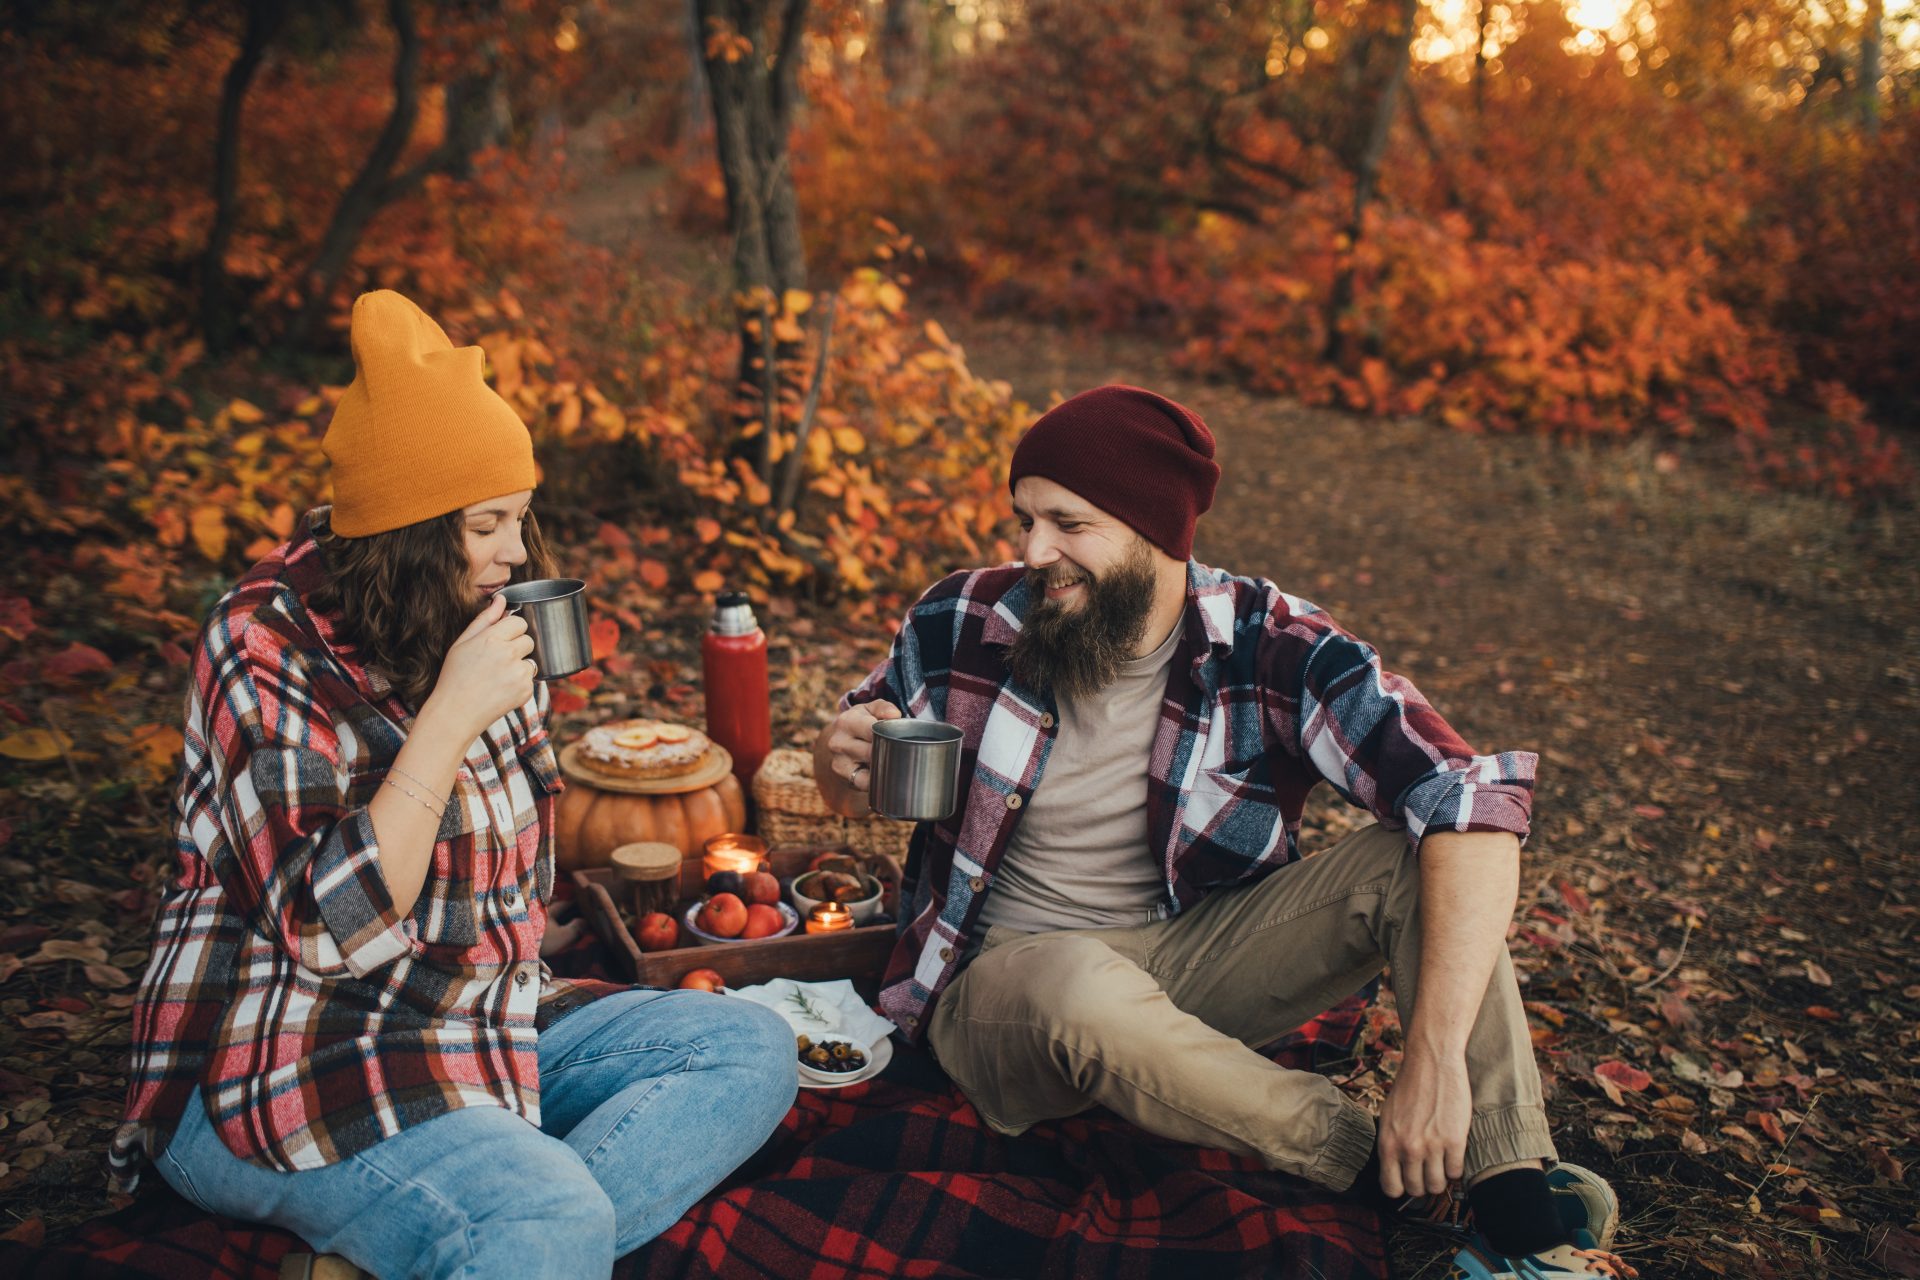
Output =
[
  {"x1": 1395, "y1": 751, "x2": 1537, "y2": 847},
  {"x1": 1291, "y1": 623, "x2": 1536, "y2": 851}
]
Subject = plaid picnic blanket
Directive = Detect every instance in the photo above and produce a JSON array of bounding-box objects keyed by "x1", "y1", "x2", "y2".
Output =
[{"x1": 4, "y1": 927, "x2": 1383, "y2": 1280}]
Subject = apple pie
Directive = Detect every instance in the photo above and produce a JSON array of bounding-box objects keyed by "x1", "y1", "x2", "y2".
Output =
[{"x1": 577, "y1": 719, "x2": 712, "y2": 779}]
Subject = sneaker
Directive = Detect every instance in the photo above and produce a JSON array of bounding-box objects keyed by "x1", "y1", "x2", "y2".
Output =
[
  {"x1": 1448, "y1": 1235, "x2": 1639, "y2": 1278},
  {"x1": 1545, "y1": 1162, "x2": 1620, "y2": 1250},
  {"x1": 1392, "y1": 1162, "x2": 1621, "y2": 1249}
]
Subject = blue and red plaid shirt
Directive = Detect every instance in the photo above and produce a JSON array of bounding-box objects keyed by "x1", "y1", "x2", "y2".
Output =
[
  {"x1": 114, "y1": 510, "x2": 616, "y2": 1184},
  {"x1": 843, "y1": 562, "x2": 1538, "y2": 1043}
]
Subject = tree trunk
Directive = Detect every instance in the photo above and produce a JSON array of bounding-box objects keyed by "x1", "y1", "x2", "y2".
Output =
[
  {"x1": 285, "y1": 0, "x2": 423, "y2": 349},
  {"x1": 201, "y1": 0, "x2": 289, "y2": 354},
  {"x1": 698, "y1": 0, "x2": 812, "y2": 491},
  {"x1": 282, "y1": 0, "x2": 508, "y2": 349},
  {"x1": 881, "y1": 0, "x2": 928, "y2": 104},
  {"x1": 1325, "y1": 0, "x2": 1419, "y2": 366}
]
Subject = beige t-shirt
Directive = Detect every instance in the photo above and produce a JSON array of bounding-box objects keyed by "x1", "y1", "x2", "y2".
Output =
[{"x1": 977, "y1": 621, "x2": 1183, "y2": 933}]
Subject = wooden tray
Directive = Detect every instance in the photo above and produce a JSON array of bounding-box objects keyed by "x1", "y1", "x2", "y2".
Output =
[
  {"x1": 558, "y1": 741, "x2": 734, "y2": 795},
  {"x1": 573, "y1": 852, "x2": 897, "y2": 989}
]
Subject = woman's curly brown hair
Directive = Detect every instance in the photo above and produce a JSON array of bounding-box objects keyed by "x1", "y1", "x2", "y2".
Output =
[{"x1": 310, "y1": 507, "x2": 555, "y2": 711}]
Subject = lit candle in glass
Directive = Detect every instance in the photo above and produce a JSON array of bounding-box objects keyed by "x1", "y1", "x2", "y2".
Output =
[
  {"x1": 806, "y1": 902, "x2": 853, "y2": 934},
  {"x1": 702, "y1": 833, "x2": 766, "y2": 882}
]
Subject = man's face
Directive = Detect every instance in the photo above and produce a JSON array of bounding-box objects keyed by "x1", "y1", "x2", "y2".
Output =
[
  {"x1": 1008, "y1": 476, "x2": 1158, "y2": 699},
  {"x1": 1012, "y1": 475, "x2": 1142, "y2": 610}
]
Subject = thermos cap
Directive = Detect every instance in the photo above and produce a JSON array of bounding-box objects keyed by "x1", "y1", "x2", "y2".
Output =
[{"x1": 710, "y1": 589, "x2": 759, "y2": 637}]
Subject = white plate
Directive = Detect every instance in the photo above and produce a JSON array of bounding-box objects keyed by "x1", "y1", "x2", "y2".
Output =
[
  {"x1": 682, "y1": 900, "x2": 799, "y2": 945},
  {"x1": 797, "y1": 1035, "x2": 893, "y2": 1090}
]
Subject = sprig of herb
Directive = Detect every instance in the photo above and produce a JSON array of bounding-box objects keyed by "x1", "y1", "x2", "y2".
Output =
[{"x1": 784, "y1": 987, "x2": 835, "y2": 1024}]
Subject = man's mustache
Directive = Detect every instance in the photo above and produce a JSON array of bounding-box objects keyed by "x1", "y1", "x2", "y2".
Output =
[{"x1": 1027, "y1": 564, "x2": 1092, "y2": 591}]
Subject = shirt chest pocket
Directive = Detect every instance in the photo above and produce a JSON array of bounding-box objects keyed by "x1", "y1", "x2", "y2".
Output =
[{"x1": 1188, "y1": 759, "x2": 1284, "y2": 860}]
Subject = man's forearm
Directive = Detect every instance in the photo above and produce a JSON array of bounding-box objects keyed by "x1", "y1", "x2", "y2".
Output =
[{"x1": 1404, "y1": 830, "x2": 1521, "y2": 1061}]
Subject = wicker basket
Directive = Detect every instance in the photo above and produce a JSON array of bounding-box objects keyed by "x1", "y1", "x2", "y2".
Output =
[
  {"x1": 759, "y1": 810, "x2": 849, "y2": 850},
  {"x1": 753, "y1": 748, "x2": 916, "y2": 861},
  {"x1": 844, "y1": 812, "x2": 915, "y2": 861},
  {"x1": 752, "y1": 748, "x2": 837, "y2": 818}
]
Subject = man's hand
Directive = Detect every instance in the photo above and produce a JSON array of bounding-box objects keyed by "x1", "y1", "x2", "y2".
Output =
[
  {"x1": 812, "y1": 700, "x2": 901, "y2": 817},
  {"x1": 1375, "y1": 1046, "x2": 1472, "y2": 1199}
]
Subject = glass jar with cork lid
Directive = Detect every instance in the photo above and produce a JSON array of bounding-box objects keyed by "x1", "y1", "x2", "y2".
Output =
[{"x1": 609, "y1": 842, "x2": 683, "y2": 921}]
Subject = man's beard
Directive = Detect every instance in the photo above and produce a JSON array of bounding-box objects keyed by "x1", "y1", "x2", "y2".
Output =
[{"x1": 1006, "y1": 538, "x2": 1158, "y2": 701}]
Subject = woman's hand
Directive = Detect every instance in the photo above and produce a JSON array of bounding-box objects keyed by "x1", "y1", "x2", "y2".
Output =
[{"x1": 422, "y1": 595, "x2": 536, "y2": 743}]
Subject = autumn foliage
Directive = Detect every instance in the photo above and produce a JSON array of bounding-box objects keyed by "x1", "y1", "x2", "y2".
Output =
[{"x1": 768, "y1": 0, "x2": 1915, "y2": 499}]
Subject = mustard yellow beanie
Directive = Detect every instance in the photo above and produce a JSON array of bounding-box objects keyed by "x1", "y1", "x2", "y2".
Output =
[{"x1": 322, "y1": 290, "x2": 536, "y2": 537}]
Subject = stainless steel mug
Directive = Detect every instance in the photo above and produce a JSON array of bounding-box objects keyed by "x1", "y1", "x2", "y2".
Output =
[
  {"x1": 500, "y1": 578, "x2": 591, "y2": 681},
  {"x1": 869, "y1": 719, "x2": 964, "y2": 821}
]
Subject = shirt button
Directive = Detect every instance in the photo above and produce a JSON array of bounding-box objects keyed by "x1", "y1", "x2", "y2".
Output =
[
  {"x1": 1040, "y1": 713, "x2": 1054, "y2": 729},
  {"x1": 515, "y1": 969, "x2": 530, "y2": 988},
  {"x1": 1005, "y1": 794, "x2": 1022, "y2": 810},
  {"x1": 968, "y1": 876, "x2": 985, "y2": 892},
  {"x1": 905, "y1": 1015, "x2": 918, "y2": 1027},
  {"x1": 504, "y1": 885, "x2": 518, "y2": 905},
  {"x1": 940, "y1": 946, "x2": 954, "y2": 962}
]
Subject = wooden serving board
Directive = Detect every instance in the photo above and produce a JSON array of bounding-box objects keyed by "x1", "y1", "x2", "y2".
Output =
[
  {"x1": 558, "y1": 741, "x2": 734, "y2": 795},
  {"x1": 573, "y1": 850, "x2": 896, "y2": 990}
]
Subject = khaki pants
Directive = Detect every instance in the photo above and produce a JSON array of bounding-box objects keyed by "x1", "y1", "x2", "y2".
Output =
[{"x1": 928, "y1": 822, "x2": 1557, "y2": 1190}]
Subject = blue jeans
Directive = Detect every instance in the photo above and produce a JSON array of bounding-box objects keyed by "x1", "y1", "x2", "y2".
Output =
[{"x1": 155, "y1": 989, "x2": 797, "y2": 1278}]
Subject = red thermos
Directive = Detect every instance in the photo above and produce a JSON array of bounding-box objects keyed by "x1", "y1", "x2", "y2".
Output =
[{"x1": 701, "y1": 590, "x2": 771, "y2": 788}]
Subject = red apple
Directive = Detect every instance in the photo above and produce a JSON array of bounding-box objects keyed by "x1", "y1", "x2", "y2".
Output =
[
  {"x1": 677, "y1": 967, "x2": 725, "y2": 992},
  {"x1": 742, "y1": 870, "x2": 781, "y2": 906},
  {"x1": 634, "y1": 912, "x2": 679, "y2": 952},
  {"x1": 740, "y1": 903, "x2": 784, "y2": 939},
  {"x1": 696, "y1": 892, "x2": 747, "y2": 938}
]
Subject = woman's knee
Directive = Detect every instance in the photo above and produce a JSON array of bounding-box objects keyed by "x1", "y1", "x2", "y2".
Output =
[{"x1": 714, "y1": 998, "x2": 800, "y2": 1118}]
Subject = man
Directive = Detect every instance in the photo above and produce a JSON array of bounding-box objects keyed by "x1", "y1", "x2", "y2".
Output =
[{"x1": 814, "y1": 387, "x2": 1635, "y2": 1278}]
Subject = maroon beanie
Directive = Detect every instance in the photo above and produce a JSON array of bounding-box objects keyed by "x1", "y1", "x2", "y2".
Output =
[{"x1": 1007, "y1": 385, "x2": 1220, "y2": 560}]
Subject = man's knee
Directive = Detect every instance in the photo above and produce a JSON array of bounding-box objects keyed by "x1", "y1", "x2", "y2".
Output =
[{"x1": 965, "y1": 933, "x2": 1151, "y2": 1032}]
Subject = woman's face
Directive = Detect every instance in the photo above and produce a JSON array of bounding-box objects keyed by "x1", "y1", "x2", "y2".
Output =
[{"x1": 460, "y1": 490, "x2": 534, "y2": 603}]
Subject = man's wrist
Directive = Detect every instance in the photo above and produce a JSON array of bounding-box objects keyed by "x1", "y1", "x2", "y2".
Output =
[{"x1": 1404, "y1": 1025, "x2": 1471, "y2": 1065}]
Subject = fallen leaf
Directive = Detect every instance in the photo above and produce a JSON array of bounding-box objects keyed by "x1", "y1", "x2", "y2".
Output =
[
  {"x1": 83, "y1": 963, "x2": 131, "y2": 989},
  {"x1": 31, "y1": 939, "x2": 109, "y2": 965},
  {"x1": 1804, "y1": 960, "x2": 1832, "y2": 987},
  {"x1": 588, "y1": 618, "x2": 620, "y2": 662},
  {"x1": 0, "y1": 728, "x2": 73, "y2": 761},
  {"x1": 1595, "y1": 1060, "x2": 1654, "y2": 1094},
  {"x1": 1871, "y1": 1227, "x2": 1920, "y2": 1278}
]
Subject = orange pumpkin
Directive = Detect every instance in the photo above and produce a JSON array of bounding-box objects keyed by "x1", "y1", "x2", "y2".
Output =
[{"x1": 553, "y1": 774, "x2": 748, "y2": 871}]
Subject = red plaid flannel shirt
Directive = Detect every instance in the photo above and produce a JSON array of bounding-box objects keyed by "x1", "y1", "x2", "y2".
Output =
[
  {"x1": 844, "y1": 562, "x2": 1538, "y2": 1042},
  {"x1": 113, "y1": 511, "x2": 612, "y2": 1184}
]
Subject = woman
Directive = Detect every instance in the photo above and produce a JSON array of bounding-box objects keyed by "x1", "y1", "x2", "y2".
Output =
[{"x1": 112, "y1": 291, "x2": 796, "y2": 1278}]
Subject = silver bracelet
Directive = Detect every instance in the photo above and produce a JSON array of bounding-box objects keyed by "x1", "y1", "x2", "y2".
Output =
[
  {"x1": 383, "y1": 775, "x2": 445, "y2": 820},
  {"x1": 388, "y1": 763, "x2": 441, "y2": 798}
]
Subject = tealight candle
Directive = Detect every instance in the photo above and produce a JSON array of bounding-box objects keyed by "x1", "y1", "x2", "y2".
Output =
[
  {"x1": 806, "y1": 902, "x2": 853, "y2": 934},
  {"x1": 701, "y1": 834, "x2": 766, "y2": 882}
]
